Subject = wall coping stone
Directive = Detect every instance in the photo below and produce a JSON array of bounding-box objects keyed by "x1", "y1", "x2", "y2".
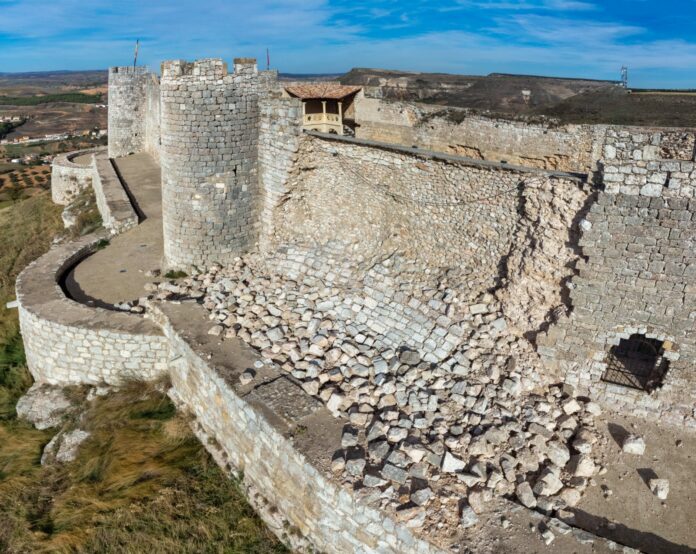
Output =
[
  {"x1": 53, "y1": 146, "x2": 105, "y2": 170},
  {"x1": 92, "y1": 151, "x2": 139, "y2": 233},
  {"x1": 305, "y1": 130, "x2": 589, "y2": 182}
]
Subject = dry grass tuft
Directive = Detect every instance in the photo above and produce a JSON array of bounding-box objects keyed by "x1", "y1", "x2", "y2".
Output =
[
  {"x1": 0, "y1": 193, "x2": 286, "y2": 553},
  {"x1": 0, "y1": 381, "x2": 287, "y2": 553}
]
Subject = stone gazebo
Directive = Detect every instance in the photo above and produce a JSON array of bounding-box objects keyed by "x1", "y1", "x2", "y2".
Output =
[{"x1": 284, "y1": 84, "x2": 361, "y2": 135}]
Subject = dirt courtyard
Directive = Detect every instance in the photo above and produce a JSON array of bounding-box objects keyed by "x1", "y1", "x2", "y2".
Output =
[{"x1": 571, "y1": 413, "x2": 696, "y2": 553}]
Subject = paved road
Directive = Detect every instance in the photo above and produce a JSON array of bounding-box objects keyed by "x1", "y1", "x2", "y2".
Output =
[{"x1": 64, "y1": 153, "x2": 163, "y2": 306}]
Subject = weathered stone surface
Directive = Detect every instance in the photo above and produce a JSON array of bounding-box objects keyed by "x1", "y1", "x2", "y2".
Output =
[
  {"x1": 16, "y1": 384, "x2": 72, "y2": 430},
  {"x1": 649, "y1": 478, "x2": 670, "y2": 500},
  {"x1": 622, "y1": 435, "x2": 646, "y2": 456}
]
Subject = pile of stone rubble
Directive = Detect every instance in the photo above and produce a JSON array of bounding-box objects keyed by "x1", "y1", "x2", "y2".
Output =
[{"x1": 149, "y1": 253, "x2": 606, "y2": 532}]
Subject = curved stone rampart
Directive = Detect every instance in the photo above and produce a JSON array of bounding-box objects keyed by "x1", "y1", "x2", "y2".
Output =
[
  {"x1": 51, "y1": 147, "x2": 104, "y2": 205},
  {"x1": 16, "y1": 232, "x2": 169, "y2": 386},
  {"x1": 51, "y1": 148, "x2": 139, "y2": 234}
]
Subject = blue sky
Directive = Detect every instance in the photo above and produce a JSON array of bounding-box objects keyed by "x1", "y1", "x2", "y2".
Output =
[{"x1": 0, "y1": 0, "x2": 694, "y2": 87}]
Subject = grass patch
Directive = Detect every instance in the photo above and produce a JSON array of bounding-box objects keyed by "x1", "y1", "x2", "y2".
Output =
[
  {"x1": 0, "y1": 381, "x2": 288, "y2": 553},
  {"x1": 164, "y1": 270, "x2": 188, "y2": 280},
  {"x1": 66, "y1": 188, "x2": 102, "y2": 238},
  {"x1": 0, "y1": 193, "x2": 287, "y2": 553}
]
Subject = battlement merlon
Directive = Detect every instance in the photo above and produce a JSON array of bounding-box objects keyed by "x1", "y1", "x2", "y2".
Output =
[
  {"x1": 160, "y1": 58, "x2": 259, "y2": 80},
  {"x1": 109, "y1": 65, "x2": 150, "y2": 76}
]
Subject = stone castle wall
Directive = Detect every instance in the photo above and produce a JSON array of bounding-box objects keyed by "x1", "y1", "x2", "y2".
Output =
[
  {"x1": 353, "y1": 97, "x2": 605, "y2": 174},
  {"x1": 108, "y1": 66, "x2": 150, "y2": 158},
  {"x1": 107, "y1": 66, "x2": 161, "y2": 161},
  {"x1": 144, "y1": 74, "x2": 161, "y2": 164},
  {"x1": 160, "y1": 58, "x2": 263, "y2": 270},
  {"x1": 51, "y1": 148, "x2": 103, "y2": 205},
  {"x1": 539, "y1": 128, "x2": 696, "y2": 426},
  {"x1": 258, "y1": 96, "x2": 303, "y2": 252},
  {"x1": 264, "y1": 132, "x2": 583, "y2": 279},
  {"x1": 17, "y1": 233, "x2": 169, "y2": 386},
  {"x1": 91, "y1": 151, "x2": 139, "y2": 234}
]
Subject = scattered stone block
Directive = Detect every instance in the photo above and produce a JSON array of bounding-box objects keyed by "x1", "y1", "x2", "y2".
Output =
[{"x1": 622, "y1": 435, "x2": 646, "y2": 455}]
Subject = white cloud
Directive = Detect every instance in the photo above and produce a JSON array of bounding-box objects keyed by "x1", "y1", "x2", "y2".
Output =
[{"x1": 455, "y1": 0, "x2": 597, "y2": 11}]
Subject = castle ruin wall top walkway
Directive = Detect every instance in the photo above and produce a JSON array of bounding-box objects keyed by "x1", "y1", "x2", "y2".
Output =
[{"x1": 64, "y1": 152, "x2": 163, "y2": 307}]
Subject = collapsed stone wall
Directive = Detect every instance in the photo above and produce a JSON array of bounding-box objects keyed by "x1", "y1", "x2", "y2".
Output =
[
  {"x1": 539, "y1": 128, "x2": 696, "y2": 427},
  {"x1": 153, "y1": 302, "x2": 443, "y2": 554},
  {"x1": 353, "y1": 97, "x2": 605, "y2": 174},
  {"x1": 266, "y1": 133, "x2": 583, "y2": 282},
  {"x1": 160, "y1": 58, "x2": 263, "y2": 270}
]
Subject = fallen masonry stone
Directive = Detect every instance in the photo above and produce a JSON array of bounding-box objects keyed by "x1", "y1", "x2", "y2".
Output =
[
  {"x1": 559, "y1": 487, "x2": 582, "y2": 507},
  {"x1": 460, "y1": 504, "x2": 479, "y2": 529},
  {"x1": 516, "y1": 482, "x2": 537, "y2": 508},
  {"x1": 562, "y1": 398, "x2": 582, "y2": 415},
  {"x1": 266, "y1": 326, "x2": 284, "y2": 342},
  {"x1": 649, "y1": 478, "x2": 669, "y2": 500},
  {"x1": 411, "y1": 487, "x2": 432, "y2": 506},
  {"x1": 239, "y1": 370, "x2": 254, "y2": 385},
  {"x1": 327, "y1": 393, "x2": 344, "y2": 414},
  {"x1": 368, "y1": 440, "x2": 390, "y2": 462},
  {"x1": 342, "y1": 427, "x2": 359, "y2": 448},
  {"x1": 570, "y1": 455, "x2": 596, "y2": 478},
  {"x1": 363, "y1": 473, "x2": 388, "y2": 488},
  {"x1": 442, "y1": 452, "x2": 466, "y2": 473},
  {"x1": 399, "y1": 349, "x2": 421, "y2": 366},
  {"x1": 541, "y1": 529, "x2": 555, "y2": 545},
  {"x1": 622, "y1": 435, "x2": 646, "y2": 455},
  {"x1": 381, "y1": 463, "x2": 409, "y2": 484},
  {"x1": 534, "y1": 470, "x2": 564, "y2": 497},
  {"x1": 345, "y1": 457, "x2": 366, "y2": 477},
  {"x1": 16, "y1": 384, "x2": 72, "y2": 430},
  {"x1": 546, "y1": 440, "x2": 571, "y2": 467}
]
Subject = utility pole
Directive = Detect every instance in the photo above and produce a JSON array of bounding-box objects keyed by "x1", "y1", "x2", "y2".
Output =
[
  {"x1": 620, "y1": 66, "x2": 628, "y2": 89},
  {"x1": 133, "y1": 39, "x2": 140, "y2": 69}
]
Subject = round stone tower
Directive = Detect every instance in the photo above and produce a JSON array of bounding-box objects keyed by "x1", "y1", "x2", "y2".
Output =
[
  {"x1": 160, "y1": 58, "x2": 262, "y2": 270},
  {"x1": 108, "y1": 66, "x2": 149, "y2": 158}
]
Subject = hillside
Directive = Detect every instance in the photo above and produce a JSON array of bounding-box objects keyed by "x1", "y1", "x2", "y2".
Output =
[{"x1": 340, "y1": 68, "x2": 696, "y2": 126}]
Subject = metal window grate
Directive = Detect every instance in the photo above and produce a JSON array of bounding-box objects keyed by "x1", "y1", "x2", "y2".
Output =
[{"x1": 601, "y1": 334, "x2": 669, "y2": 392}]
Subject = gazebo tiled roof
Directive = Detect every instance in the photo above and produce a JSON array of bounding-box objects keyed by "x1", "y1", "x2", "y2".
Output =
[{"x1": 284, "y1": 83, "x2": 362, "y2": 100}]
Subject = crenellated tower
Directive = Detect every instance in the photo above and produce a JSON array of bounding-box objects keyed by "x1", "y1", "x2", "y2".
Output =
[
  {"x1": 108, "y1": 66, "x2": 149, "y2": 158},
  {"x1": 159, "y1": 58, "x2": 264, "y2": 270}
]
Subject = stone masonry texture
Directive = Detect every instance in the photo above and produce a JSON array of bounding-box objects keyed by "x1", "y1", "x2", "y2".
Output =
[
  {"x1": 16, "y1": 233, "x2": 169, "y2": 386},
  {"x1": 353, "y1": 97, "x2": 607, "y2": 174},
  {"x1": 539, "y1": 128, "x2": 696, "y2": 427},
  {"x1": 160, "y1": 58, "x2": 269, "y2": 270},
  {"x1": 108, "y1": 66, "x2": 150, "y2": 158},
  {"x1": 35, "y1": 55, "x2": 696, "y2": 552}
]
